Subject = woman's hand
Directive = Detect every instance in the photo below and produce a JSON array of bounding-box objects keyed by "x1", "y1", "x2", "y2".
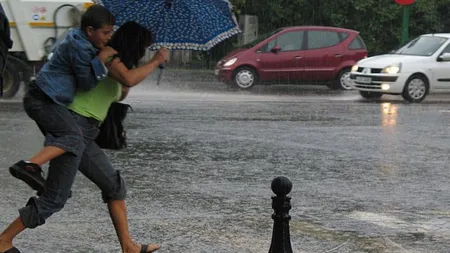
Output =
[{"x1": 152, "y1": 48, "x2": 169, "y2": 64}]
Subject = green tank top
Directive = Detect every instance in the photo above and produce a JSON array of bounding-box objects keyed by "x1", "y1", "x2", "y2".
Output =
[{"x1": 68, "y1": 77, "x2": 122, "y2": 122}]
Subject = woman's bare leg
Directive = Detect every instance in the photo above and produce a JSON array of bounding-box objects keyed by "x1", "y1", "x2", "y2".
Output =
[
  {"x1": 108, "y1": 200, "x2": 160, "y2": 253},
  {"x1": 29, "y1": 146, "x2": 65, "y2": 166},
  {"x1": 0, "y1": 217, "x2": 27, "y2": 252}
]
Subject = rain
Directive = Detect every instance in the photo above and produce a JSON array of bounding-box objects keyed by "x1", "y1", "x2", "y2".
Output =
[{"x1": 2, "y1": 0, "x2": 450, "y2": 252}]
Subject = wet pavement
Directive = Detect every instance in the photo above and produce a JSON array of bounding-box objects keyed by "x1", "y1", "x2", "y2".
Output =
[{"x1": 1, "y1": 69, "x2": 450, "y2": 252}]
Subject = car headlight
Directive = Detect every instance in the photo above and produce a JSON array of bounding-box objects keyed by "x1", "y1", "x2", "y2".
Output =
[
  {"x1": 351, "y1": 65, "x2": 358, "y2": 72},
  {"x1": 382, "y1": 63, "x2": 402, "y2": 74},
  {"x1": 223, "y1": 58, "x2": 237, "y2": 67}
]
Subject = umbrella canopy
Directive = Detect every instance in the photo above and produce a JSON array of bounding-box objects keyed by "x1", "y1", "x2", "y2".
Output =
[{"x1": 93, "y1": 0, "x2": 241, "y2": 51}]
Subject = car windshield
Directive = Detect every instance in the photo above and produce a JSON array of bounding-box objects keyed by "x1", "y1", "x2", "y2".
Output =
[
  {"x1": 240, "y1": 28, "x2": 283, "y2": 48},
  {"x1": 393, "y1": 36, "x2": 448, "y2": 56}
]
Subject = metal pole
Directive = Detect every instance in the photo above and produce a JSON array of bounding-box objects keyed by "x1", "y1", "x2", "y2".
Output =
[{"x1": 401, "y1": 4, "x2": 410, "y2": 44}]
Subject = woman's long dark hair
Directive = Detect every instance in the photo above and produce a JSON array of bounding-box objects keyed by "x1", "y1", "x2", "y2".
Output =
[{"x1": 107, "y1": 21, "x2": 153, "y2": 69}]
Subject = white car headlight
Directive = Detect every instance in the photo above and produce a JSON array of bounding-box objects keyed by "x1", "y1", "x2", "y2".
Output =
[
  {"x1": 382, "y1": 63, "x2": 402, "y2": 74},
  {"x1": 351, "y1": 65, "x2": 358, "y2": 72},
  {"x1": 223, "y1": 58, "x2": 237, "y2": 67}
]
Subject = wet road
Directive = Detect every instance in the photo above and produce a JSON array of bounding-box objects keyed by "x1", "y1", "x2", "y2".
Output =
[{"x1": 1, "y1": 70, "x2": 450, "y2": 252}]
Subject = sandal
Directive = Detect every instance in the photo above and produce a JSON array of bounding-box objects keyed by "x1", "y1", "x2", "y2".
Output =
[
  {"x1": 3, "y1": 247, "x2": 21, "y2": 253},
  {"x1": 140, "y1": 244, "x2": 160, "y2": 253}
]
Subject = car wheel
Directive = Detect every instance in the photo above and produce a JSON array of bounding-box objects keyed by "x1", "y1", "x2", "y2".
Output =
[
  {"x1": 402, "y1": 74, "x2": 429, "y2": 103},
  {"x1": 1, "y1": 62, "x2": 20, "y2": 99},
  {"x1": 359, "y1": 91, "x2": 383, "y2": 99},
  {"x1": 233, "y1": 67, "x2": 258, "y2": 89},
  {"x1": 329, "y1": 68, "x2": 352, "y2": 90}
]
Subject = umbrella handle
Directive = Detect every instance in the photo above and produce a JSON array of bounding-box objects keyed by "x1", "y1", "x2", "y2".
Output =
[
  {"x1": 156, "y1": 64, "x2": 165, "y2": 86},
  {"x1": 156, "y1": 0, "x2": 171, "y2": 86}
]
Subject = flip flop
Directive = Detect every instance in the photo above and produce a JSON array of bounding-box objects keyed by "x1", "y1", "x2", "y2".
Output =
[
  {"x1": 3, "y1": 247, "x2": 21, "y2": 253},
  {"x1": 140, "y1": 245, "x2": 148, "y2": 253},
  {"x1": 140, "y1": 244, "x2": 161, "y2": 253}
]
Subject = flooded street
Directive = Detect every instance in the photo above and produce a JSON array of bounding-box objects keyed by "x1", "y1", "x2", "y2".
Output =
[{"x1": 1, "y1": 71, "x2": 450, "y2": 252}]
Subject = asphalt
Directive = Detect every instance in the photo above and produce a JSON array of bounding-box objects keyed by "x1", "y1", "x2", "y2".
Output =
[{"x1": 1, "y1": 69, "x2": 450, "y2": 252}]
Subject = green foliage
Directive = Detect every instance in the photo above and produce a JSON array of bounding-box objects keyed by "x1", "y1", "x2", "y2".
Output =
[{"x1": 230, "y1": 0, "x2": 450, "y2": 55}]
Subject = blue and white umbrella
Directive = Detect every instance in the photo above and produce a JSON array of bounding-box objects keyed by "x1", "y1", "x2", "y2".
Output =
[{"x1": 92, "y1": 0, "x2": 241, "y2": 51}]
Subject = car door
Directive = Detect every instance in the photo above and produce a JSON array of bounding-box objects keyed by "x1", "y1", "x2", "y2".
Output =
[
  {"x1": 431, "y1": 43, "x2": 450, "y2": 90},
  {"x1": 303, "y1": 30, "x2": 344, "y2": 82},
  {"x1": 257, "y1": 30, "x2": 305, "y2": 82}
]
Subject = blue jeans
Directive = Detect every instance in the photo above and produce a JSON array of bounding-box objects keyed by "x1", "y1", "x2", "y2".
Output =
[
  {"x1": 23, "y1": 82, "x2": 85, "y2": 156},
  {"x1": 19, "y1": 84, "x2": 127, "y2": 228},
  {"x1": 78, "y1": 141, "x2": 127, "y2": 203}
]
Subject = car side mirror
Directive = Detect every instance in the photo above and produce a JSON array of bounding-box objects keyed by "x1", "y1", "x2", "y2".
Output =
[
  {"x1": 271, "y1": 46, "x2": 281, "y2": 53},
  {"x1": 438, "y1": 52, "x2": 450, "y2": 61}
]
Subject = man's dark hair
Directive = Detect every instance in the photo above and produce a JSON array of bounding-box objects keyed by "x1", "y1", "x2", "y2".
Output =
[
  {"x1": 81, "y1": 5, "x2": 115, "y2": 31},
  {"x1": 107, "y1": 21, "x2": 153, "y2": 69}
]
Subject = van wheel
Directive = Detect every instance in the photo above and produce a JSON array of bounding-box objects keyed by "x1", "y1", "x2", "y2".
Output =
[
  {"x1": 360, "y1": 91, "x2": 382, "y2": 99},
  {"x1": 1, "y1": 62, "x2": 20, "y2": 98},
  {"x1": 329, "y1": 68, "x2": 352, "y2": 90},
  {"x1": 233, "y1": 67, "x2": 258, "y2": 89},
  {"x1": 402, "y1": 74, "x2": 429, "y2": 103}
]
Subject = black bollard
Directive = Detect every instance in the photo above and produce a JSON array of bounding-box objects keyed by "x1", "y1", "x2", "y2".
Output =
[{"x1": 269, "y1": 176, "x2": 293, "y2": 253}]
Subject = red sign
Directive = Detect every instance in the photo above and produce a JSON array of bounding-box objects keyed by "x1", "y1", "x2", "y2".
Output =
[{"x1": 395, "y1": 0, "x2": 416, "y2": 5}]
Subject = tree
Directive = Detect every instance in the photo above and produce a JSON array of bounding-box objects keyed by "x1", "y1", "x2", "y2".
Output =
[{"x1": 229, "y1": 0, "x2": 450, "y2": 55}]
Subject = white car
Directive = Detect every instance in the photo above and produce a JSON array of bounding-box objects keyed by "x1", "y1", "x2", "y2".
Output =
[{"x1": 350, "y1": 33, "x2": 450, "y2": 102}]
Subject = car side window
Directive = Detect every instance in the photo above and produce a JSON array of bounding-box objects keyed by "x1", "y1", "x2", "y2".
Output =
[
  {"x1": 307, "y1": 31, "x2": 340, "y2": 50},
  {"x1": 264, "y1": 40, "x2": 277, "y2": 52},
  {"x1": 339, "y1": 32, "x2": 349, "y2": 41},
  {"x1": 348, "y1": 36, "x2": 366, "y2": 49},
  {"x1": 441, "y1": 44, "x2": 450, "y2": 54},
  {"x1": 260, "y1": 31, "x2": 304, "y2": 52}
]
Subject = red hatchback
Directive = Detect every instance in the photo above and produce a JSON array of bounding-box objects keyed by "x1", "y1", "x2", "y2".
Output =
[{"x1": 215, "y1": 26, "x2": 368, "y2": 90}]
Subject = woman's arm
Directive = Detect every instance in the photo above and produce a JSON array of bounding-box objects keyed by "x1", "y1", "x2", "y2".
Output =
[{"x1": 107, "y1": 48, "x2": 168, "y2": 87}]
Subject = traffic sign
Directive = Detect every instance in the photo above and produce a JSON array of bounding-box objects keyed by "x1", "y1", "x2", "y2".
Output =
[{"x1": 395, "y1": 0, "x2": 416, "y2": 5}]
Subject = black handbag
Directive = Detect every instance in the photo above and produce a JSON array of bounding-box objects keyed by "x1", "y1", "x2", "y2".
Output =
[{"x1": 95, "y1": 102, "x2": 132, "y2": 150}]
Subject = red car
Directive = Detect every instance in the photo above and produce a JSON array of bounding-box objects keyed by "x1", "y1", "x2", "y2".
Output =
[{"x1": 215, "y1": 26, "x2": 368, "y2": 90}]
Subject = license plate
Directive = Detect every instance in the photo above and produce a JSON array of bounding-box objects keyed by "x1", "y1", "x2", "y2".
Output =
[
  {"x1": 214, "y1": 69, "x2": 219, "y2": 76},
  {"x1": 356, "y1": 76, "x2": 371, "y2": 84}
]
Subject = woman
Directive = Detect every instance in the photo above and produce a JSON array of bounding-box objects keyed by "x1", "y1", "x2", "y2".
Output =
[
  {"x1": 0, "y1": 22, "x2": 165, "y2": 253},
  {"x1": 66, "y1": 20, "x2": 164, "y2": 253}
]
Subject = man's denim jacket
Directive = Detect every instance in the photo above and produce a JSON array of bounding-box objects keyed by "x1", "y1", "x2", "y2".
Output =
[{"x1": 35, "y1": 28, "x2": 108, "y2": 106}]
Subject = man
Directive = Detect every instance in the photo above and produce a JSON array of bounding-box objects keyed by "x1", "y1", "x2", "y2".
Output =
[
  {"x1": 0, "y1": 5, "x2": 118, "y2": 253},
  {"x1": 0, "y1": 3, "x2": 13, "y2": 96}
]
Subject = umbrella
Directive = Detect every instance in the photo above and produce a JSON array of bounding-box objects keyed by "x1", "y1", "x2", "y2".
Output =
[
  {"x1": 92, "y1": 0, "x2": 241, "y2": 51},
  {"x1": 93, "y1": 0, "x2": 241, "y2": 85}
]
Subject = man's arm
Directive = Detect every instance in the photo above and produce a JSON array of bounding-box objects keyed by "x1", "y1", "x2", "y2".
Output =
[{"x1": 68, "y1": 41, "x2": 113, "y2": 91}]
